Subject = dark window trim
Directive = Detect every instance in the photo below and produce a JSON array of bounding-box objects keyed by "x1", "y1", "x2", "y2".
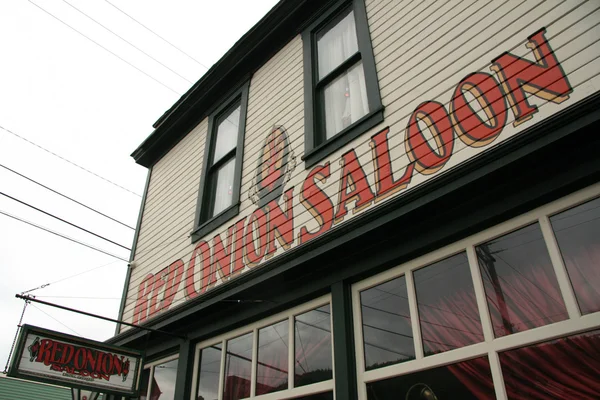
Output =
[
  {"x1": 191, "y1": 81, "x2": 250, "y2": 242},
  {"x1": 302, "y1": 0, "x2": 383, "y2": 168}
]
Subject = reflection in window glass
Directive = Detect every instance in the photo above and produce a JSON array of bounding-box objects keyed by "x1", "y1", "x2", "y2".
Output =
[
  {"x1": 223, "y1": 332, "x2": 253, "y2": 400},
  {"x1": 366, "y1": 356, "x2": 495, "y2": 399},
  {"x1": 414, "y1": 253, "x2": 484, "y2": 355},
  {"x1": 476, "y1": 223, "x2": 568, "y2": 338},
  {"x1": 550, "y1": 197, "x2": 600, "y2": 314},
  {"x1": 151, "y1": 359, "x2": 178, "y2": 400},
  {"x1": 323, "y1": 61, "x2": 369, "y2": 139},
  {"x1": 360, "y1": 276, "x2": 414, "y2": 370},
  {"x1": 197, "y1": 344, "x2": 222, "y2": 400},
  {"x1": 500, "y1": 329, "x2": 600, "y2": 399},
  {"x1": 213, "y1": 105, "x2": 240, "y2": 163},
  {"x1": 257, "y1": 320, "x2": 289, "y2": 395},
  {"x1": 294, "y1": 305, "x2": 333, "y2": 387}
]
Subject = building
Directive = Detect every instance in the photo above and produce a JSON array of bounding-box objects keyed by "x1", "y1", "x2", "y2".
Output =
[{"x1": 107, "y1": 1, "x2": 600, "y2": 399}]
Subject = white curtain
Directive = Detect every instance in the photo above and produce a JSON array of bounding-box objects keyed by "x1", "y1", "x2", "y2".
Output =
[{"x1": 317, "y1": 11, "x2": 369, "y2": 139}]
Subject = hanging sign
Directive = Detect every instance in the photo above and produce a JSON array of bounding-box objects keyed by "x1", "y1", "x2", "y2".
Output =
[{"x1": 7, "y1": 324, "x2": 143, "y2": 396}]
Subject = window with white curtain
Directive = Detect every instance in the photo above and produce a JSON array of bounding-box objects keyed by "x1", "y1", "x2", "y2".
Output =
[
  {"x1": 302, "y1": 0, "x2": 383, "y2": 167},
  {"x1": 192, "y1": 82, "x2": 249, "y2": 240}
]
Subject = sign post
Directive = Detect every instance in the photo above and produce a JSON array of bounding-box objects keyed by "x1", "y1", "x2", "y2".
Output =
[{"x1": 7, "y1": 324, "x2": 143, "y2": 397}]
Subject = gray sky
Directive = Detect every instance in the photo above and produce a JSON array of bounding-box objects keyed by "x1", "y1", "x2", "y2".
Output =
[{"x1": 0, "y1": 0, "x2": 278, "y2": 373}]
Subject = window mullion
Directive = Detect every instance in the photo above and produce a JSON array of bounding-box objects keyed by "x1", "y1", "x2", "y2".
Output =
[
  {"x1": 210, "y1": 147, "x2": 237, "y2": 172},
  {"x1": 488, "y1": 350, "x2": 508, "y2": 400},
  {"x1": 147, "y1": 367, "x2": 155, "y2": 400},
  {"x1": 288, "y1": 315, "x2": 294, "y2": 390},
  {"x1": 218, "y1": 339, "x2": 226, "y2": 400},
  {"x1": 404, "y1": 271, "x2": 424, "y2": 359},
  {"x1": 315, "y1": 51, "x2": 362, "y2": 89},
  {"x1": 466, "y1": 245, "x2": 495, "y2": 343},
  {"x1": 251, "y1": 327, "x2": 258, "y2": 397},
  {"x1": 539, "y1": 215, "x2": 581, "y2": 320}
]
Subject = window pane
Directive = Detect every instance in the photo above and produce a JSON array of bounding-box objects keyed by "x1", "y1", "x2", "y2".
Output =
[
  {"x1": 323, "y1": 61, "x2": 369, "y2": 139},
  {"x1": 294, "y1": 304, "x2": 333, "y2": 387},
  {"x1": 500, "y1": 329, "x2": 600, "y2": 399},
  {"x1": 211, "y1": 157, "x2": 236, "y2": 217},
  {"x1": 151, "y1": 359, "x2": 178, "y2": 400},
  {"x1": 138, "y1": 368, "x2": 150, "y2": 400},
  {"x1": 197, "y1": 344, "x2": 222, "y2": 400},
  {"x1": 213, "y1": 105, "x2": 240, "y2": 163},
  {"x1": 223, "y1": 332, "x2": 253, "y2": 400},
  {"x1": 366, "y1": 356, "x2": 495, "y2": 399},
  {"x1": 550, "y1": 197, "x2": 600, "y2": 314},
  {"x1": 317, "y1": 9, "x2": 358, "y2": 78},
  {"x1": 476, "y1": 223, "x2": 568, "y2": 338},
  {"x1": 414, "y1": 252, "x2": 484, "y2": 355},
  {"x1": 294, "y1": 392, "x2": 334, "y2": 400},
  {"x1": 257, "y1": 320, "x2": 289, "y2": 395},
  {"x1": 360, "y1": 276, "x2": 415, "y2": 370}
]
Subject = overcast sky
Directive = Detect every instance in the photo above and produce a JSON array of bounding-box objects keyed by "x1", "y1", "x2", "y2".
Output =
[{"x1": 0, "y1": 0, "x2": 278, "y2": 373}]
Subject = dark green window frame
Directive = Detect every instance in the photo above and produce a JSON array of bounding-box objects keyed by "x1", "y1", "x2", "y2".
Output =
[
  {"x1": 191, "y1": 81, "x2": 250, "y2": 241},
  {"x1": 302, "y1": 0, "x2": 383, "y2": 168}
]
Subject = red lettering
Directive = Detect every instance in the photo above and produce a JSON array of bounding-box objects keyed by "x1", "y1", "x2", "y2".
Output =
[
  {"x1": 490, "y1": 28, "x2": 572, "y2": 127},
  {"x1": 60, "y1": 344, "x2": 74, "y2": 365},
  {"x1": 37, "y1": 339, "x2": 53, "y2": 366},
  {"x1": 213, "y1": 226, "x2": 235, "y2": 280},
  {"x1": 405, "y1": 101, "x2": 455, "y2": 175},
  {"x1": 334, "y1": 150, "x2": 375, "y2": 223},
  {"x1": 451, "y1": 72, "x2": 507, "y2": 147},
  {"x1": 231, "y1": 218, "x2": 247, "y2": 277},
  {"x1": 162, "y1": 260, "x2": 184, "y2": 310},
  {"x1": 133, "y1": 274, "x2": 154, "y2": 325},
  {"x1": 148, "y1": 269, "x2": 166, "y2": 318},
  {"x1": 370, "y1": 128, "x2": 414, "y2": 202},
  {"x1": 244, "y1": 209, "x2": 268, "y2": 267},
  {"x1": 73, "y1": 348, "x2": 86, "y2": 370},
  {"x1": 266, "y1": 187, "x2": 295, "y2": 257},
  {"x1": 299, "y1": 163, "x2": 334, "y2": 244},
  {"x1": 185, "y1": 241, "x2": 213, "y2": 299}
]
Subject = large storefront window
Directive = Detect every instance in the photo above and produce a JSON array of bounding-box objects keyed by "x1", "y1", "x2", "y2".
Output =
[
  {"x1": 138, "y1": 356, "x2": 179, "y2": 400},
  {"x1": 353, "y1": 185, "x2": 600, "y2": 399},
  {"x1": 192, "y1": 296, "x2": 334, "y2": 400}
]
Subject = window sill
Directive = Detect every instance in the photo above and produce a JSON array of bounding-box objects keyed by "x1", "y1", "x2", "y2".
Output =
[
  {"x1": 303, "y1": 107, "x2": 384, "y2": 168},
  {"x1": 190, "y1": 203, "x2": 240, "y2": 243}
]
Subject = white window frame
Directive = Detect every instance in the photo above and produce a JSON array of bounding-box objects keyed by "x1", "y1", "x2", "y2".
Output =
[
  {"x1": 352, "y1": 182, "x2": 600, "y2": 400},
  {"x1": 190, "y1": 295, "x2": 335, "y2": 400},
  {"x1": 141, "y1": 354, "x2": 179, "y2": 400}
]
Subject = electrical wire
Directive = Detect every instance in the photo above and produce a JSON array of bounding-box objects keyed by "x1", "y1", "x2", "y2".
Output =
[
  {"x1": 103, "y1": 0, "x2": 211, "y2": 70},
  {"x1": 0, "y1": 191, "x2": 131, "y2": 251},
  {"x1": 26, "y1": 0, "x2": 182, "y2": 96},
  {"x1": 31, "y1": 303, "x2": 83, "y2": 337},
  {"x1": 0, "y1": 164, "x2": 135, "y2": 230},
  {"x1": 60, "y1": 0, "x2": 194, "y2": 84},
  {"x1": 0, "y1": 209, "x2": 128, "y2": 262},
  {"x1": 0, "y1": 124, "x2": 142, "y2": 197}
]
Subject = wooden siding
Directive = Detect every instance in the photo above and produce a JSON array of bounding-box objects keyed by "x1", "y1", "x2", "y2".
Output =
[{"x1": 121, "y1": 0, "x2": 600, "y2": 329}]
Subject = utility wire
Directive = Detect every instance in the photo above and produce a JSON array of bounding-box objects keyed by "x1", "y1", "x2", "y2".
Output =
[
  {"x1": 0, "y1": 124, "x2": 142, "y2": 197},
  {"x1": 103, "y1": 0, "x2": 211, "y2": 70},
  {"x1": 0, "y1": 191, "x2": 131, "y2": 251},
  {"x1": 30, "y1": 303, "x2": 82, "y2": 336},
  {"x1": 37, "y1": 296, "x2": 120, "y2": 300},
  {"x1": 0, "y1": 209, "x2": 128, "y2": 262},
  {"x1": 27, "y1": 0, "x2": 182, "y2": 96},
  {"x1": 60, "y1": 0, "x2": 194, "y2": 84},
  {"x1": 0, "y1": 163, "x2": 135, "y2": 230}
]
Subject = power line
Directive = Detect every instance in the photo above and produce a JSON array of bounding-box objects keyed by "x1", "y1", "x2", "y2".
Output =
[
  {"x1": 0, "y1": 124, "x2": 142, "y2": 197},
  {"x1": 0, "y1": 209, "x2": 128, "y2": 262},
  {"x1": 60, "y1": 0, "x2": 194, "y2": 84},
  {"x1": 27, "y1": 0, "x2": 182, "y2": 96},
  {"x1": 30, "y1": 303, "x2": 82, "y2": 336},
  {"x1": 0, "y1": 163, "x2": 135, "y2": 230},
  {"x1": 103, "y1": 0, "x2": 211, "y2": 70},
  {"x1": 0, "y1": 191, "x2": 131, "y2": 251}
]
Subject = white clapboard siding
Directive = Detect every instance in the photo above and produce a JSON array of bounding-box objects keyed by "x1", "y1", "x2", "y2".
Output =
[{"x1": 120, "y1": 0, "x2": 600, "y2": 329}]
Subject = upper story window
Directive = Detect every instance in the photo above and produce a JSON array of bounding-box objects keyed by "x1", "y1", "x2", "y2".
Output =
[
  {"x1": 192, "y1": 82, "x2": 250, "y2": 241},
  {"x1": 302, "y1": 0, "x2": 383, "y2": 167}
]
